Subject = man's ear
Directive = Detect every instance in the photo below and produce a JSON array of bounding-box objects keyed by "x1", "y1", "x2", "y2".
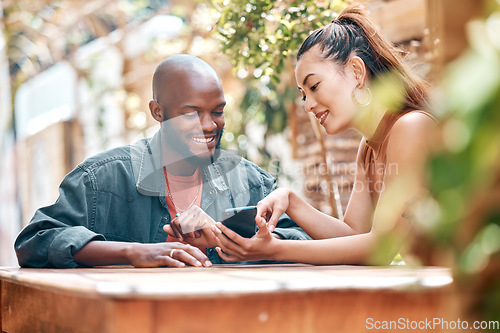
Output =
[{"x1": 149, "y1": 100, "x2": 164, "y2": 123}]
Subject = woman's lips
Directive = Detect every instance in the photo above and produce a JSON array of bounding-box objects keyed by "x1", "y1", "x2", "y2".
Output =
[{"x1": 316, "y1": 111, "x2": 329, "y2": 125}]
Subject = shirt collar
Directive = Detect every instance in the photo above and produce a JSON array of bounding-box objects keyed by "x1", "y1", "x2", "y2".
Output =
[
  {"x1": 365, "y1": 111, "x2": 399, "y2": 158},
  {"x1": 135, "y1": 130, "x2": 231, "y2": 196},
  {"x1": 135, "y1": 130, "x2": 165, "y2": 195}
]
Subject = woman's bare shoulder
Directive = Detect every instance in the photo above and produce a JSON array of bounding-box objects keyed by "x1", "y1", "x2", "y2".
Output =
[
  {"x1": 387, "y1": 111, "x2": 440, "y2": 159},
  {"x1": 392, "y1": 111, "x2": 437, "y2": 141}
]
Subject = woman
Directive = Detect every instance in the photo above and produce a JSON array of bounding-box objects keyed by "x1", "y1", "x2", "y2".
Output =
[{"x1": 211, "y1": 5, "x2": 438, "y2": 265}]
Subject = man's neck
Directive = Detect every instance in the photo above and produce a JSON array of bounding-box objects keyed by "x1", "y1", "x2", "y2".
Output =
[
  {"x1": 159, "y1": 135, "x2": 199, "y2": 176},
  {"x1": 162, "y1": 157, "x2": 198, "y2": 176}
]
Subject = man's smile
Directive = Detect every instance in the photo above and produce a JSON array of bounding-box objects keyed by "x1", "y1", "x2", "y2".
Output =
[{"x1": 190, "y1": 133, "x2": 217, "y2": 144}]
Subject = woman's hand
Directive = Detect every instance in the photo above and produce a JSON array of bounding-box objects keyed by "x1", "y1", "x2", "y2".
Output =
[
  {"x1": 211, "y1": 216, "x2": 279, "y2": 262},
  {"x1": 256, "y1": 188, "x2": 291, "y2": 232}
]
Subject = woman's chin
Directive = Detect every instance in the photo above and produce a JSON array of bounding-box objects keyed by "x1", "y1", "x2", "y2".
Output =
[{"x1": 324, "y1": 123, "x2": 347, "y2": 135}]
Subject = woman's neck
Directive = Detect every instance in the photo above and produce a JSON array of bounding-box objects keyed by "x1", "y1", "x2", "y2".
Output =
[{"x1": 353, "y1": 106, "x2": 387, "y2": 140}]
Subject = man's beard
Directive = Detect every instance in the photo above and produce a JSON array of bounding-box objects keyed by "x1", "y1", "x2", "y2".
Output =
[{"x1": 161, "y1": 121, "x2": 223, "y2": 169}]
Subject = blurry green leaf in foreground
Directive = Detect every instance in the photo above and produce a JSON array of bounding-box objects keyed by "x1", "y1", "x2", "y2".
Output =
[{"x1": 419, "y1": 3, "x2": 500, "y2": 322}]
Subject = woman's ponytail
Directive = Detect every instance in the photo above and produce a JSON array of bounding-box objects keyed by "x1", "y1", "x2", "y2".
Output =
[{"x1": 297, "y1": 5, "x2": 429, "y2": 112}]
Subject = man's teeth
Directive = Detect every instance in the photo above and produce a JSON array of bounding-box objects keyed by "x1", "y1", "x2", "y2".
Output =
[{"x1": 192, "y1": 136, "x2": 215, "y2": 143}]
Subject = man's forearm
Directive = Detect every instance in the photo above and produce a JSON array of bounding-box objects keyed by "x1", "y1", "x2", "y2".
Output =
[
  {"x1": 73, "y1": 240, "x2": 133, "y2": 266},
  {"x1": 73, "y1": 240, "x2": 212, "y2": 268}
]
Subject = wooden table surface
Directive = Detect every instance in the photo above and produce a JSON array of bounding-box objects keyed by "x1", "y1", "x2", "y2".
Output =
[{"x1": 1, "y1": 264, "x2": 457, "y2": 333}]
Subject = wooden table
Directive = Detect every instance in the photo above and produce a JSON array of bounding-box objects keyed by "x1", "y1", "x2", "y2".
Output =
[{"x1": 1, "y1": 264, "x2": 457, "y2": 333}]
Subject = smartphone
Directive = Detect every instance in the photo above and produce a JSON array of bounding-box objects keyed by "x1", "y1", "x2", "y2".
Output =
[{"x1": 221, "y1": 206, "x2": 257, "y2": 238}]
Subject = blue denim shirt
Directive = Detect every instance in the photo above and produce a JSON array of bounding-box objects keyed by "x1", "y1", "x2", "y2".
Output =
[{"x1": 15, "y1": 131, "x2": 310, "y2": 268}]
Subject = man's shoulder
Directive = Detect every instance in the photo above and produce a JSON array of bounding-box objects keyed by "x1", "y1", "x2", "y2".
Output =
[
  {"x1": 77, "y1": 138, "x2": 149, "y2": 172},
  {"x1": 215, "y1": 150, "x2": 275, "y2": 184},
  {"x1": 216, "y1": 150, "x2": 263, "y2": 172}
]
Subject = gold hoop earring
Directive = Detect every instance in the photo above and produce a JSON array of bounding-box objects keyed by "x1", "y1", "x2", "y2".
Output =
[{"x1": 351, "y1": 83, "x2": 372, "y2": 107}]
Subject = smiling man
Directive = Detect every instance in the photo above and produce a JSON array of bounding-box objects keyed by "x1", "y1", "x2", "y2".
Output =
[{"x1": 14, "y1": 55, "x2": 309, "y2": 268}]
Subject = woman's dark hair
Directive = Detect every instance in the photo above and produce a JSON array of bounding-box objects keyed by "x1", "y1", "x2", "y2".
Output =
[{"x1": 297, "y1": 5, "x2": 429, "y2": 112}]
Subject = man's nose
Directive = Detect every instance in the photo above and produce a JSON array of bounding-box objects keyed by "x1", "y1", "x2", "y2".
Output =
[{"x1": 199, "y1": 113, "x2": 217, "y2": 132}]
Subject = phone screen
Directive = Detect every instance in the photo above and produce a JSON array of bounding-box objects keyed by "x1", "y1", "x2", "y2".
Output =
[{"x1": 221, "y1": 206, "x2": 257, "y2": 238}]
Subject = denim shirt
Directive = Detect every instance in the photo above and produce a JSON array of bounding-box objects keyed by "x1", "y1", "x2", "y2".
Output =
[{"x1": 15, "y1": 131, "x2": 309, "y2": 268}]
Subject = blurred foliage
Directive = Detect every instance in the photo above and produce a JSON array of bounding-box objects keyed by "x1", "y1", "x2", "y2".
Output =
[
  {"x1": 212, "y1": 0, "x2": 347, "y2": 81},
  {"x1": 415, "y1": 1, "x2": 500, "y2": 321},
  {"x1": 211, "y1": 1, "x2": 347, "y2": 162}
]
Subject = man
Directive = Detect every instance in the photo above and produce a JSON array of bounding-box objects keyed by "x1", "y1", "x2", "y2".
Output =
[{"x1": 15, "y1": 55, "x2": 309, "y2": 268}]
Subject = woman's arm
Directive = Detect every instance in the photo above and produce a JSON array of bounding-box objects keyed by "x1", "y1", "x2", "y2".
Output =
[
  {"x1": 215, "y1": 112, "x2": 437, "y2": 265},
  {"x1": 213, "y1": 218, "x2": 381, "y2": 265},
  {"x1": 259, "y1": 140, "x2": 375, "y2": 240},
  {"x1": 342, "y1": 139, "x2": 377, "y2": 233},
  {"x1": 259, "y1": 188, "x2": 358, "y2": 239}
]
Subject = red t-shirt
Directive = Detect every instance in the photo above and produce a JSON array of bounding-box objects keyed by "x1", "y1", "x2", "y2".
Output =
[{"x1": 163, "y1": 167, "x2": 205, "y2": 254}]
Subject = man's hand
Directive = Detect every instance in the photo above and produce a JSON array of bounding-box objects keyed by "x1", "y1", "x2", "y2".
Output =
[
  {"x1": 73, "y1": 240, "x2": 212, "y2": 268},
  {"x1": 126, "y1": 242, "x2": 212, "y2": 268},
  {"x1": 164, "y1": 206, "x2": 218, "y2": 248}
]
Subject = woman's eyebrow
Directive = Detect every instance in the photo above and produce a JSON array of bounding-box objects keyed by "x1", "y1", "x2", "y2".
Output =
[{"x1": 302, "y1": 73, "x2": 316, "y2": 86}]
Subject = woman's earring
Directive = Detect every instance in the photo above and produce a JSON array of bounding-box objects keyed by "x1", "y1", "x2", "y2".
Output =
[{"x1": 351, "y1": 83, "x2": 372, "y2": 107}]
